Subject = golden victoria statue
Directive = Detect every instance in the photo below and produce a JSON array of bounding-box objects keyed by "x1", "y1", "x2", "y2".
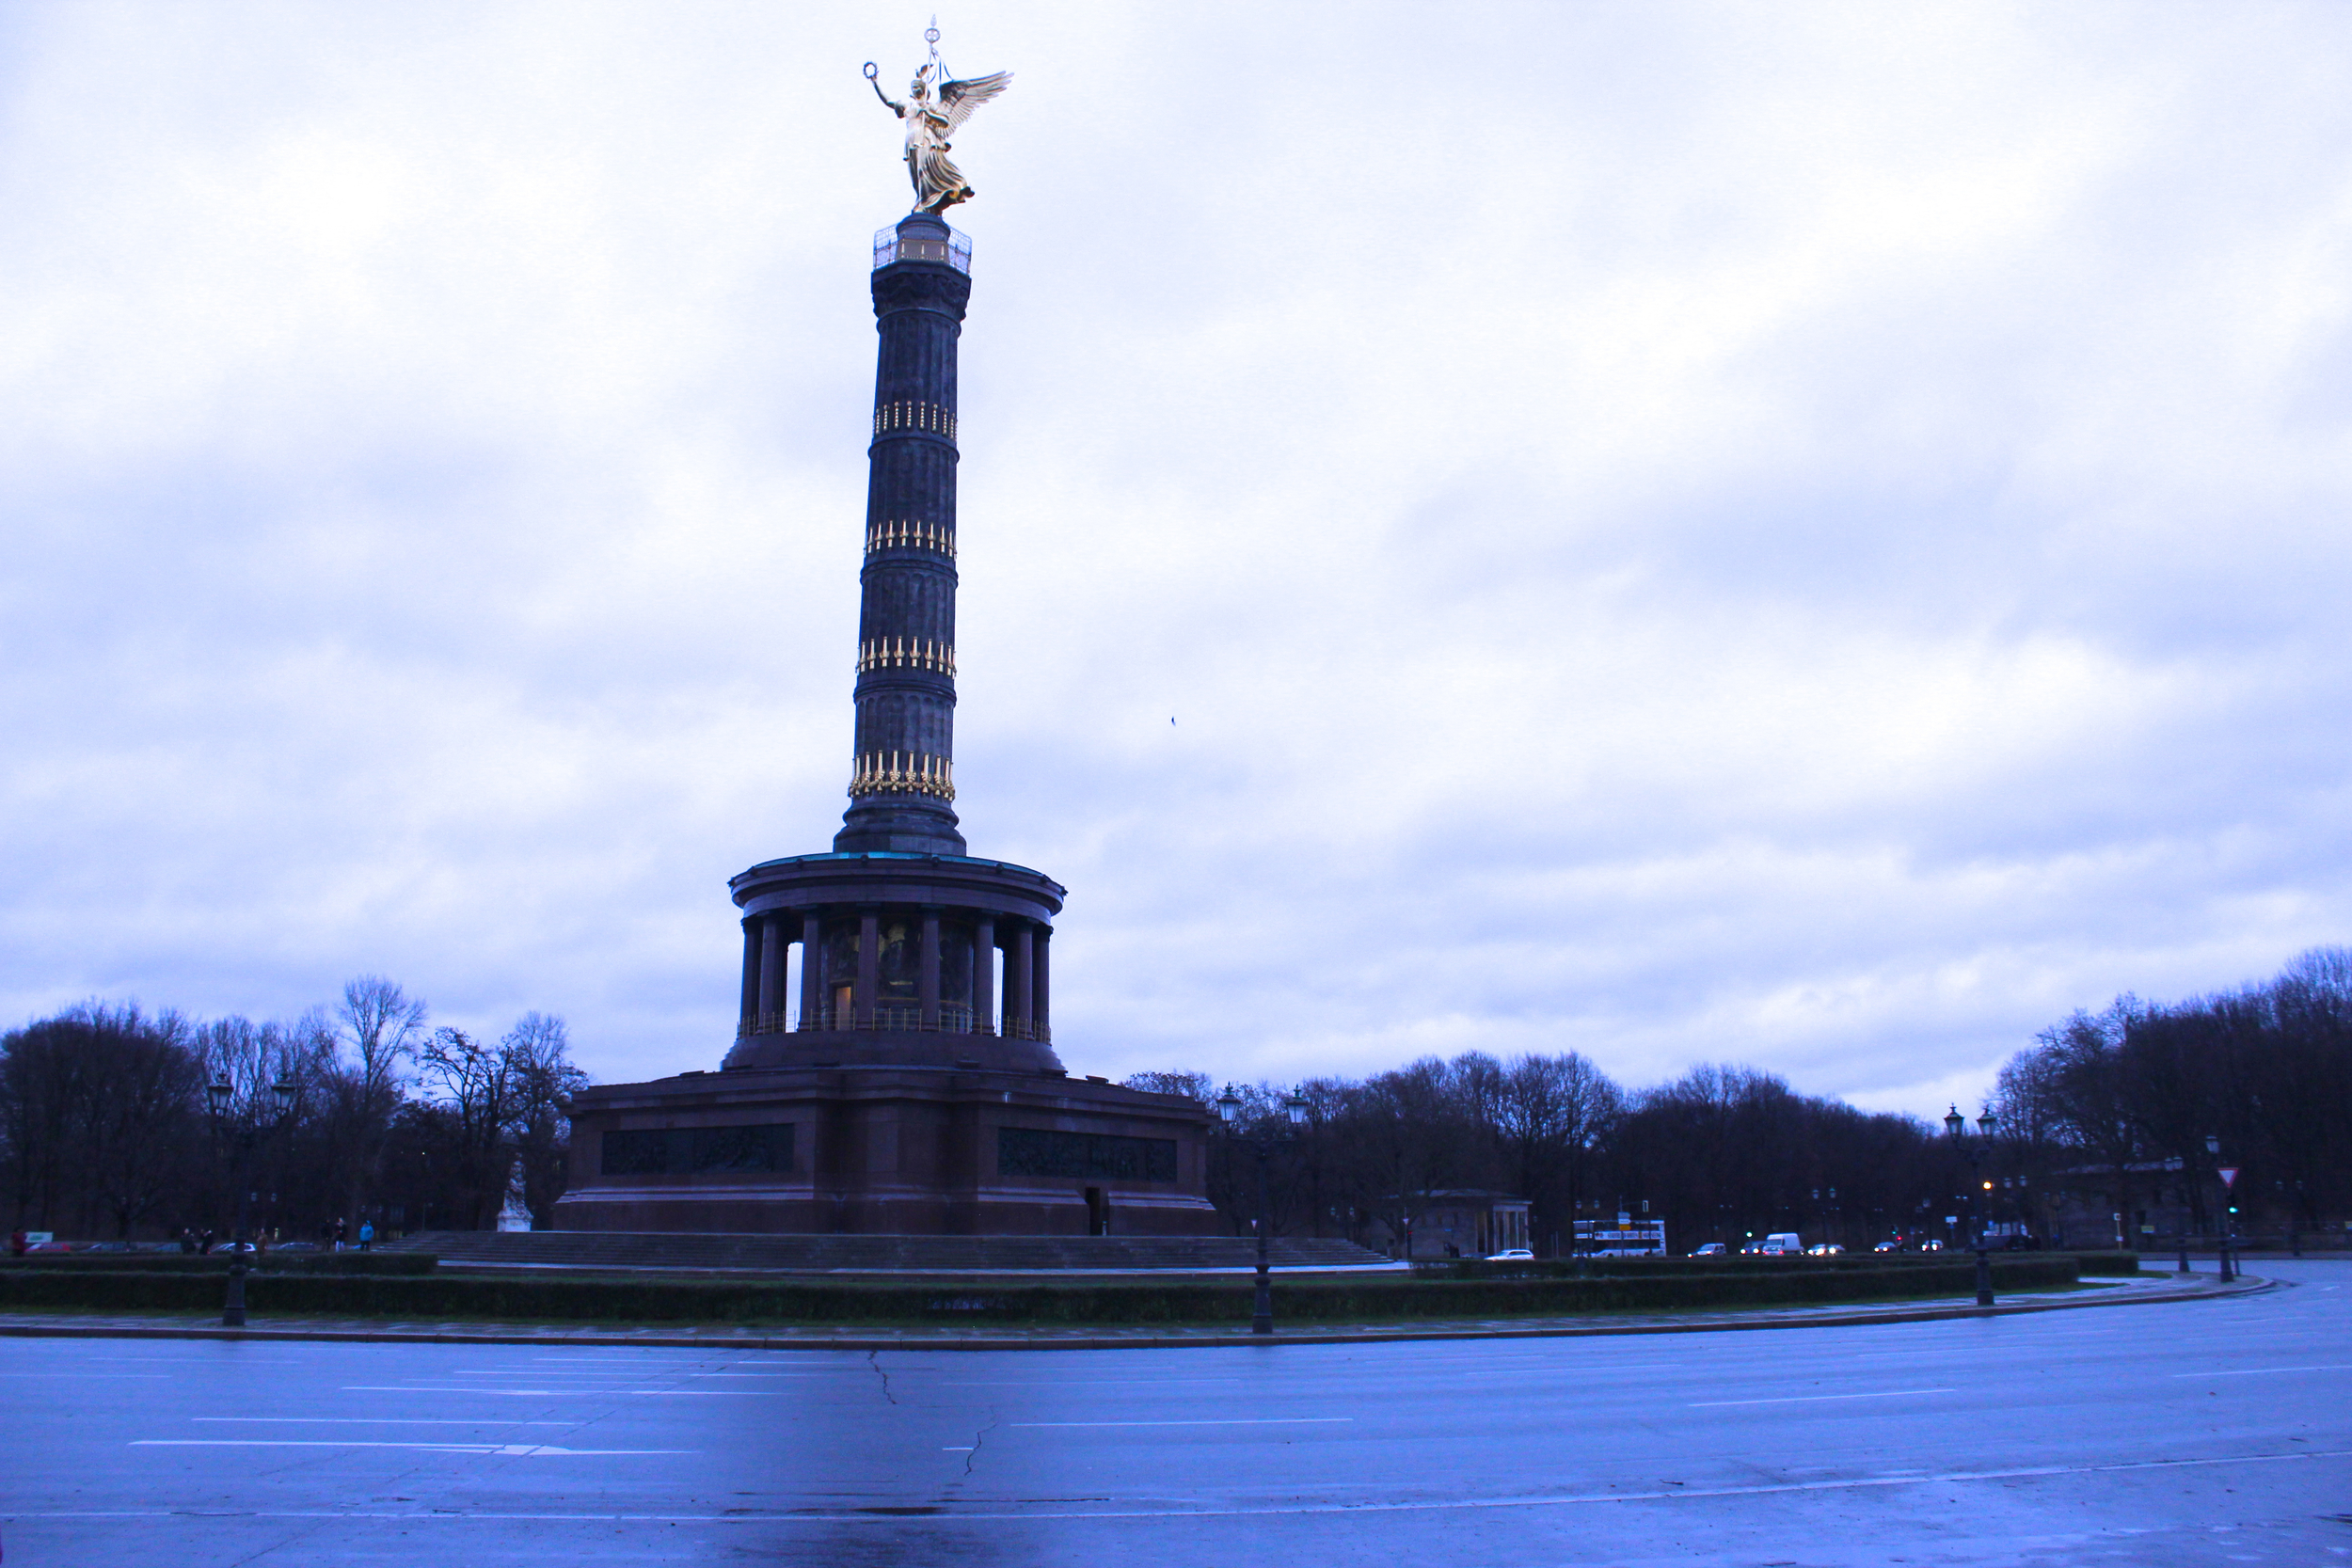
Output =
[{"x1": 865, "y1": 31, "x2": 1010, "y2": 214}]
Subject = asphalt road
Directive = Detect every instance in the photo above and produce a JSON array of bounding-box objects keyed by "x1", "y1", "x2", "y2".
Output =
[{"x1": 2, "y1": 1260, "x2": 2346, "y2": 1566}]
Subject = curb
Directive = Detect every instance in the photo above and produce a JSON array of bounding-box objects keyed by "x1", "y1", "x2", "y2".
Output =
[{"x1": 0, "y1": 1275, "x2": 2270, "y2": 1353}]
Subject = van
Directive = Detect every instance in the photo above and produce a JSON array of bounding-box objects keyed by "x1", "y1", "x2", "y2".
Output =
[{"x1": 1758, "y1": 1232, "x2": 1804, "y2": 1255}]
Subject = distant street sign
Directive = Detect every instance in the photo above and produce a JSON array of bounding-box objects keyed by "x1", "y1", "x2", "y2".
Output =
[{"x1": 2219, "y1": 1166, "x2": 2240, "y2": 1188}]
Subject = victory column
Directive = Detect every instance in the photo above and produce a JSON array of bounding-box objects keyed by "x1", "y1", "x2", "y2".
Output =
[{"x1": 554, "y1": 32, "x2": 1220, "y2": 1239}]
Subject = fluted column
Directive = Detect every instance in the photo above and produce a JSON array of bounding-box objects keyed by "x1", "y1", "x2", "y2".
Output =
[
  {"x1": 756, "y1": 915, "x2": 786, "y2": 1024},
  {"x1": 739, "y1": 921, "x2": 760, "y2": 1032},
  {"x1": 1009, "y1": 921, "x2": 1034, "y2": 1040},
  {"x1": 918, "y1": 908, "x2": 942, "y2": 1029},
  {"x1": 798, "y1": 912, "x2": 824, "y2": 1029},
  {"x1": 973, "y1": 915, "x2": 996, "y2": 1036},
  {"x1": 1033, "y1": 926, "x2": 1050, "y2": 1042},
  {"x1": 856, "y1": 910, "x2": 882, "y2": 1029}
]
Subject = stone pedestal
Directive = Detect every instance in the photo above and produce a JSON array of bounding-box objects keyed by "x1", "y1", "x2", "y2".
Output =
[{"x1": 555, "y1": 1064, "x2": 1218, "y2": 1237}]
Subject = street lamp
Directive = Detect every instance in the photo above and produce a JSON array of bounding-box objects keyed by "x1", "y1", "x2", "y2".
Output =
[
  {"x1": 1944, "y1": 1104, "x2": 1999, "y2": 1307},
  {"x1": 2204, "y1": 1133, "x2": 2234, "y2": 1282},
  {"x1": 206, "y1": 1075, "x2": 297, "y2": 1327},
  {"x1": 1217, "y1": 1086, "x2": 1310, "y2": 1336}
]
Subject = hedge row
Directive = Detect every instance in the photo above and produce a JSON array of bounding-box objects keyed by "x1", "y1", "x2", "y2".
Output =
[
  {"x1": 1412, "y1": 1251, "x2": 2129, "y2": 1281},
  {"x1": 0, "y1": 1256, "x2": 2078, "y2": 1324},
  {"x1": 0, "y1": 1252, "x2": 438, "y2": 1276}
]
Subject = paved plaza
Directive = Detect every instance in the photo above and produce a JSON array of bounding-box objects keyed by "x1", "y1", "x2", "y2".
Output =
[{"x1": 1, "y1": 1260, "x2": 2345, "y2": 1565}]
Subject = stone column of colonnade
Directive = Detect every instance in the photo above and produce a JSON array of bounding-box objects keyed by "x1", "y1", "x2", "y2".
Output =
[{"x1": 734, "y1": 909, "x2": 1054, "y2": 1038}]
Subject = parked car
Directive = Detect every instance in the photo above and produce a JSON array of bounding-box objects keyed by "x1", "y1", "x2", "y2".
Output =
[
  {"x1": 24, "y1": 1241, "x2": 75, "y2": 1253},
  {"x1": 1806, "y1": 1243, "x2": 1844, "y2": 1256},
  {"x1": 1691, "y1": 1243, "x2": 1727, "y2": 1258},
  {"x1": 1485, "y1": 1248, "x2": 1534, "y2": 1261},
  {"x1": 77, "y1": 1241, "x2": 131, "y2": 1253}
]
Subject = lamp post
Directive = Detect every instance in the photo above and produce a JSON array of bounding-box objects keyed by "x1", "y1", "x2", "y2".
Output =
[
  {"x1": 1944, "y1": 1104, "x2": 1999, "y2": 1307},
  {"x1": 1216, "y1": 1086, "x2": 1310, "y2": 1336},
  {"x1": 206, "y1": 1075, "x2": 295, "y2": 1328},
  {"x1": 2204, "y1": 1134, "x2": 2233, "y2": 1282}
]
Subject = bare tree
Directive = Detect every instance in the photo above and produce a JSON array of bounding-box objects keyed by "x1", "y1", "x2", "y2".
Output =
[
  {"x1": 1493, "y1": 1053, "x2": 1624, "y2": 1255},
  {"x1": 502, "y1": 1013, "x2": 587, "y2": 1227},
  {"x1": 412, "y1": 1027, "x2": 523, "y2": 1230},
  {"x1": 329, "y1": 977, "x2": 427, "y2": 1236}
]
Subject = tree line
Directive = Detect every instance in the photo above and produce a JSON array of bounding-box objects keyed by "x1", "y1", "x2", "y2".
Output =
[
  {"x1": 1135, "y1": 1055, "x2": 1981, "y2": 1257},
  {"x1": 13, "y1": 944, "x2": 2342, "y2": 1250},
  {"x1": 1, "y1": 977, "x2": 585, "y2": 1243},
  {"x1": 1989, "y1": 945, "x2": 2352, "y2": 1241},
  {"x1": 1159, "y1": 944, "x2": 2350, "y2": 1254}
]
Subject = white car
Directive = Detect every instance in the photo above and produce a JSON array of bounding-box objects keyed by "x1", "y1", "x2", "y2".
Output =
[
  {"x1": 1691, "y1": 1243, "x2": 1727, "y2": 1258},
  {"x1": 1806, "y1": 1243, "x2": 1844, "y2": 1256},
  {"x1": 1485, "y1": 1248, "x2": 1534, "y2": 1261}
]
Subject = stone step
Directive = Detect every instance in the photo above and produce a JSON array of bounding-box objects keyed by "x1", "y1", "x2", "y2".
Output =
[{"x1": 380, "y1": 1230, "x2": 1395, "y2": 1275}]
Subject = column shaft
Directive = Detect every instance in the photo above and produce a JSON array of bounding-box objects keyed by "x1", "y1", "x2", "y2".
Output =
[
  {"x1": 856, "y1": 910, "x2": 882, "y2": 1029},
  {"x1": 1033, "y1": 926, "x2": 1050, "y2": 1042},
  {"x1": 756, "y1": 915, "x2": 785, "y2": 1025},
  {"x1": 798, "y1": 912, "x2": 824, "y2": 1029},
  {"x1": 918, "y1": 909, "x2": 942, "y2": 1029},
  {"x1": 739, "y1": 921, "x2": 760, "y2": 1031},
  {"x1": 973, "y1": 915, "x2": 996, "y2": 1036},
  {"x1": 1009, "y1": 922, "x2": 1034, "y2": 1039}
]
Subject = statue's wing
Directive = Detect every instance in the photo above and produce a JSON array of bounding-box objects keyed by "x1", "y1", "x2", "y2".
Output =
[{"x1": 939, "y1": 71, "x2": 1012, "y2": 133}]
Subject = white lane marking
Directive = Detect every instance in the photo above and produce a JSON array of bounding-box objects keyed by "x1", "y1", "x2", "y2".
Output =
[
  {"x1": 1690, "y1": 1388, "x2": 1955, "y2": 1408},
  {"x1": 2169, "y1": 1365, "x2": 2352, "y2": 1378},
  {"x1": 1009, "y1": 1418, "x2": 1354, "y2": 1428},
  {"x1": 0, "y1": 1372, "x2": 168, "y2": 1378},
  {"x1": 195, "y1": 1418, "x2": 575, "y2": 1426},
  {"x1": 339, "y1": 1386, "x2": 777, "y2": 1396},
  {"x1": 26, "y1": 1447, "x2": 2352, "y2": 1521},
  {"x1": 130, "y1": 1441, "x2": 689, "y2": 1455}
]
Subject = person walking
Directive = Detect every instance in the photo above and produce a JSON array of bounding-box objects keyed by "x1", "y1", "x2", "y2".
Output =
[
  {"x1": 333, "y1": 1216, "x2": 347, "y2": 1252},
  {"x1": 358, "y1": 1220, "x2": 373, "y2": 1252}
]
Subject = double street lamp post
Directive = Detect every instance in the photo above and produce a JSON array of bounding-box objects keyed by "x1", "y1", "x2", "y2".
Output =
[
  {"x1": 1216, "y1": 1087, "x2": 1309, "y2": 1336},
  {"x1": 206, "y1": 1075, "x2": 295, "y2": 1328},
  {"x1": 1943, "y1": 1105, "x2": 2000, "y2": 1308}
]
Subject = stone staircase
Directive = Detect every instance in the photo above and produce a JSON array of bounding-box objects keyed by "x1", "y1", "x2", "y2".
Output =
[{"x1": 380, "y1": 1230, "x2": 1397, "y2": 1275}]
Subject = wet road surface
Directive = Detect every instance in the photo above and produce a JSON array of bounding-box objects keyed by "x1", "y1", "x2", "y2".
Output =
[{"x1": 2, "y1": 1259, "x2": 2346, "y2": 1565}]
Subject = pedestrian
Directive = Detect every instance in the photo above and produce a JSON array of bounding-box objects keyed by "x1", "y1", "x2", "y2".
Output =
[
  {"x1": 178, "y1": 1227, "x2": 198, "y2": 1255},
  {"x1": 8, "y1": 1229, "x2": 24, "y2": 1258},
  {"x1": 358, "y1": 1220, "x2": 373, "y2": 1252},
  {"x1": 334, "y1": 1216, "x2": 347, "y2": 1252},
  {"x1": 199, "y1": 1228, "x2": 216, "y2": 1255}
]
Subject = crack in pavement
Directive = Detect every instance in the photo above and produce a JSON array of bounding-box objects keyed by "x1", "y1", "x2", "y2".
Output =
[
  {"x1": 964, "y1": 1412, "x2": 999, "y2": 1479},
  {"x1": 866, "y1": 1351, "x2": 896, "y2": 1405}
]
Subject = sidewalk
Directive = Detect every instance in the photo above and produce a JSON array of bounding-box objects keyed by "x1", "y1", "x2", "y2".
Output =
[{"x1": 0, "y1": 1271, "x2": 2266, "y2": 1352}]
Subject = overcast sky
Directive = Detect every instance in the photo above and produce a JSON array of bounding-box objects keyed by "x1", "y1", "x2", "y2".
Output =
[{"x1": 5, "y1": 3, "x2": 2349, "y2": 1119}]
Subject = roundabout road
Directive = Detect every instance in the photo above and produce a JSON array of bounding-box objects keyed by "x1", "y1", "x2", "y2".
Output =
[{"x1": 2, "y1": 1259, "x2": 2346, "y2": 1566}]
